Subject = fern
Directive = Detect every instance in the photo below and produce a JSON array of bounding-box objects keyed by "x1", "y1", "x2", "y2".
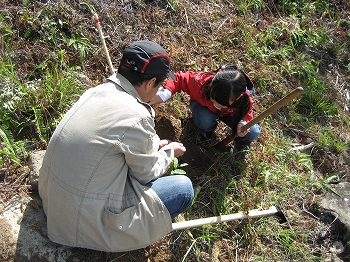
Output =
[
  {"x1": 0, "y1": 126, "x2": 24, "y2": 166},
  {"x1": 32, "y1": 107, "x2": 49, "y2": 144}
]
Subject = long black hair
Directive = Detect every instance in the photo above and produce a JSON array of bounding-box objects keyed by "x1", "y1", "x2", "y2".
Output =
[{"x1": 201, "y1": 64, "x2": 252, "y2": 134}]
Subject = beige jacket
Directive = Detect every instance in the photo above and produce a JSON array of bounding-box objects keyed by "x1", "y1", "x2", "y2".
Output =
[{"x1": 39, "y1": 74, "x2": 174, "y2": 252}]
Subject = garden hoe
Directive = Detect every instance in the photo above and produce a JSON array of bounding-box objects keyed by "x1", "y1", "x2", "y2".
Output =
[
  {"x1": 172, "y1": 206, "x2": 286, "y2": 230},
  {"x1": 213, "y1": 87, "x2": 304, "y2": 151}
]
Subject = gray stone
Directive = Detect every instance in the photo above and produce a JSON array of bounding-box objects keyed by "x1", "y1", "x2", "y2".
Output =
[
  {"x1": 0, "y1": 194, "x2": 106, "y2": 261},
  {"x1": 330, "y1": 240, "x2": 345, "y2": 255},
  {"x1": 26, "y1": 150, "x2": 46, "y2": 192},
  {"x1": 318, "y1": 182, "x2": 350, "y2": 231},
  {"x1": 316, "y1": 182, "x2": 350, "y2": 260}
]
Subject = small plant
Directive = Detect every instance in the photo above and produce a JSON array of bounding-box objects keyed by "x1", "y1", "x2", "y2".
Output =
[
  {"x1": 168, "y1": 157, "x2": 188, "y2": 175},
  {"x1": 317, "y1": 129, "x2": 348, "y2": 154},
  {"x1": 166, "y1": 0, "x2": 179, "y2": 12},
  {"x1": 169, "y1": 93, "x2": 185, "y2": 118}
]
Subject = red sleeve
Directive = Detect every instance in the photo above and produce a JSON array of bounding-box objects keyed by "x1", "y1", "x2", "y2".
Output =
[
  {"x1": 163, "y1": 71, "x2": 199, "y2": 95},
  {"x1": 241, "y1": 96, "x2": 254, "y2": 122},
  {"x1": 163, "y1": 71, "x2": 217, "y2": 111}
]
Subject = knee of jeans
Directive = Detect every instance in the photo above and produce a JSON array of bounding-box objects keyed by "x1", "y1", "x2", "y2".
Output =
[
  {"x1": 174, "y1": 175, "x2": 194, "y2": 202},
  {"x1": 249, "y1": 124, "x2": 261, "y2": 137},
  {"x1": 181, "y1": 176, "x2": 194, "y2": 196},
  {"x1": 194, "y1": 119, "x2": 217, "y2": 132}
]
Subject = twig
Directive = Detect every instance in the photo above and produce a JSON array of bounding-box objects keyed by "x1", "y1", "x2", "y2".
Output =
[
  {"x1": 302, "y1": 202, "x2": 319, "y2": 220},
  {"x1": 184, "y1": 7, "x2": 190, "y2": 29},
  {"x1": 216, "y1": 17, "x2": 229, "y2": 32}
]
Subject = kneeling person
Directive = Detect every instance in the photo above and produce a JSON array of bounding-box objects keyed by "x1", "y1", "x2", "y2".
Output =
[{"x1": 39, "y1": 40, "x2": 194, "y2": 252}]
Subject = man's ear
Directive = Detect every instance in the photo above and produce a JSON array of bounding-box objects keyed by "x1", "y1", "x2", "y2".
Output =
[
  {"x1": 136, "y1": 77, "x2": 158, "y2": 102},
  {"x1": 145, "y1": 77, "x2": 157, "y2": 90}
]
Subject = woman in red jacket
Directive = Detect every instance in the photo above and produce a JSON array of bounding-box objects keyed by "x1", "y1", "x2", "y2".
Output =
[{"x1": 150, "y1": 64, "x2": 261, "y2": 152}]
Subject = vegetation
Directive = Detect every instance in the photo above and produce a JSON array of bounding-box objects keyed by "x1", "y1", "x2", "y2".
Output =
[{"x1": 0, "y1": 0, "x2": 349, "y2": 261}]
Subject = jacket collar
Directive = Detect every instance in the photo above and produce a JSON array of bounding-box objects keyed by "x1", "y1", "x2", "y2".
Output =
[
  {"x1": 107, "y1": 73, "x2": 155, "y2": 118},
  {"x1": 107, "y1": 73, "x2": 139, "y2": 98}
]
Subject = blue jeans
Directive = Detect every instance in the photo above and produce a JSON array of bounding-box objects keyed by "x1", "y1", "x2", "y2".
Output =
[
  {"x1": 146, "y1": 175, "x2": 194, "y2": 219},
  {"x1": 190, "y1": 100, "x2": 261, "y2": 147}
]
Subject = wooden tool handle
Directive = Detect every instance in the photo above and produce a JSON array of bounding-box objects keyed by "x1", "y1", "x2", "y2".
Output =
[
  {"x1": 241, "y1": 87, "x2": 304, "y2": 132},
  {"x1": 172, "y1": 206, "x2": 280, "y2": 230},
  {"x1": 214, "y1": 87, "x2": 304, "y2": 150}
]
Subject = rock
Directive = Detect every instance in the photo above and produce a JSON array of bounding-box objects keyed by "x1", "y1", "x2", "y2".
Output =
[
  {"x1": 318, "y1": 182, "x2": 350, "y2": 232},
  {"x1": 0, "y1": 194, "x2": 106, "y2": 261},
  {"x1": 26, "y1": 150, "x2": 46, "y2": 192},
  {"x1": 330, "y1": 241, "x2": 345, "y2": 255},
  {"x1": 316, "y1": 182, "x2": 350, "y2": 260}
]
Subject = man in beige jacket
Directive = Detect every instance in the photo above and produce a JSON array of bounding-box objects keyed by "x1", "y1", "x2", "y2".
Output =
[{"x1": 39, "y1": 40, "x2": 194, "y2": 252}]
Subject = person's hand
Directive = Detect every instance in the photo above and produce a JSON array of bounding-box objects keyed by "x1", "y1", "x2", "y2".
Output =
[
  {"x1": 159, "y1": 139, "x2": 171, "y2": 149},
  {"x1": 236, "y1": 122, "x2": 250, "y2": 137},
  {"x1": 149, "y1": 94, "x2": 163, "y2": 105},
  {"x1": 168, "y1": 142, "x2": 186, "y2": 157}
]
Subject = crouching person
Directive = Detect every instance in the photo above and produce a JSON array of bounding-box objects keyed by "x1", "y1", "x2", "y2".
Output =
[{"x1": 39, "y1": 40, "x2": 194, "y2": 252}]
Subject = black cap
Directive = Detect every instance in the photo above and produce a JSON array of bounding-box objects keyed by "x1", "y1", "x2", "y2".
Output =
[{"x1": 122, "y1": 40, "x2": 175, "y2": 80}]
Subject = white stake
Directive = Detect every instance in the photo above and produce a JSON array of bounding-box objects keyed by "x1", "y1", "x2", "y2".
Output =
[{"x1": 93, "y1": 13, "x2": 115, "y2": 76}]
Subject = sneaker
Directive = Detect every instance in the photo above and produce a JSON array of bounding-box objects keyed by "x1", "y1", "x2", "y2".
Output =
[
  {"x1": 231, "y1": 145, "x2": 249, "y2": 159},
  {"x1": 197, "y1": 132, "x2": 216, "y2": 148}
]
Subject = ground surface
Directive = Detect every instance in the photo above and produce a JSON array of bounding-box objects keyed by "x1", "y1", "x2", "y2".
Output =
[{"x1": 0, "y1": 0, "x2": 350, "y2": 261}]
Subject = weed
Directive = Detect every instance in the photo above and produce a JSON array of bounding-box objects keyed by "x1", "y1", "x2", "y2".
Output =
[
  {"x1": 181, "y1": 233, "x2": 219, "y2": 262},
  {"x1": 62, "y1": 30, "x2": 94, "y2": 62},
  {"x1": 236, "y1": 0, "x2": 264, "y2": 17},
  {"x1": 0, "y1": 126, "x2": 26, "y2": 166},
  {"x1": 0, "y1": 11, "x2": 13, "y2": 42},
  {"x1": 317, "y1": 128, "x2": 348, "y2": 154},
  {"x1": 298, "y1": 83, "x2": 338, "y2": 121},
  {"x1": 168, "y1": 157, "x2": 188, "y2": 175},
  {"x1": 166, "y1": 0, "x2": 179, "y2": 12}
]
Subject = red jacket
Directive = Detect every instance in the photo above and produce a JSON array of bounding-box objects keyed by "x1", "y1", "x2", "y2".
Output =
[{"x1": 163, "y1": 71, "x2": 254, "y2": 122}]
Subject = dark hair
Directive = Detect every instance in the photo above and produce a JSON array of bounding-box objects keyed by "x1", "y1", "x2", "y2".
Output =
[
  {"x1": 210, "y1": 70, "x2": 246, "y2": 106},
  {"x1": 118, "y1": 63, "x2": 167, "y2": 87},
  {"x1": 202, "y1": 64, "x2": 252, "y2": 134}
]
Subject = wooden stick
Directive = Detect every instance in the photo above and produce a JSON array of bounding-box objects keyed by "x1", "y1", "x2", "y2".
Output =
[
  {"x1": 93, "y1": 13, "x2": 115, "y2": 76},
  {"x1": 214, "y1": 87, "x2": 304, "y2": 150},
  {"x1": 172, "y1": 206, "x2": 281, "y2": 230}
]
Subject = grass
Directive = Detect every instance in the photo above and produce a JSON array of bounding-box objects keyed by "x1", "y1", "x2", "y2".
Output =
[{"x1": 0, "y1": 0, "x2": 349, "y2": 261}]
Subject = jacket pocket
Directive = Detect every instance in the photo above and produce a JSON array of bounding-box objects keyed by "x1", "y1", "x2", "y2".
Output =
[{"x1": 103, "y1": 205, "x2": 137, "y2": 230}]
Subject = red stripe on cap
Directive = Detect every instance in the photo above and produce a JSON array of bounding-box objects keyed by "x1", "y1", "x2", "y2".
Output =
[
  {"x1": 95, "y1": 18, "x2": 100, "y2": 23},
  {"x1": 141, "y1": 54, "x2": 170, "y2": 73}
]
